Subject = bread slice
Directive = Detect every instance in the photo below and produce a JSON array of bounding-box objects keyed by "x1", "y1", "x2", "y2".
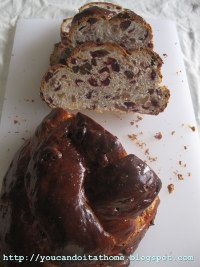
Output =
[
  {"x1": 41, "y1": 42, "x2": 170, "y2": 115},
  {"x1": 66, "y1": 6, "x2": 153, "y2": 50},
  {"x1": 61, "y1": 2, "x2": 124, "y2": 45}
]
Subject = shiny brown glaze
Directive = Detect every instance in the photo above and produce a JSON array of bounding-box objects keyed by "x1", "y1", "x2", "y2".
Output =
[{"x1": 0, "y1": 108, "x2": 161, "y2": 267}]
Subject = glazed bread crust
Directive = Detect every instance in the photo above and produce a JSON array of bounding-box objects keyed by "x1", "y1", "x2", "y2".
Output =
[{"x1": 0, "y1": 108, "x2": 161, "y2": 267}]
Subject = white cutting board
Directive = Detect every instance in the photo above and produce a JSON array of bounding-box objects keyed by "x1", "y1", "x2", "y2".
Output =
[{"x1": 0, "y1": 19, "x2": 200, "y2": 266}]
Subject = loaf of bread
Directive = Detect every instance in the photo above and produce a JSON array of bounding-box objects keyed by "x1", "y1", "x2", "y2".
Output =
[
  {"x1": 61, "y1": 5, "x2": 153, "y2": 50},
  {"x1": 42, "y1": 42, "x2": 170, "y2": 115},
  {"x1": 0, "y1": 108, "x2": 161, "y2": 267}
]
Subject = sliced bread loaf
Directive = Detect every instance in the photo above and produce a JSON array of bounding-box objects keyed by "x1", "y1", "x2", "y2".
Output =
[{"x1": 41, "y1": 42, "x2": 169, "y2": 115}]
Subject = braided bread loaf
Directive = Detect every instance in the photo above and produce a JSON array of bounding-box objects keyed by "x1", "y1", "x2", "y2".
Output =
[{"x1": 0, "y1": 108, "x2": 161, "y2": 267}]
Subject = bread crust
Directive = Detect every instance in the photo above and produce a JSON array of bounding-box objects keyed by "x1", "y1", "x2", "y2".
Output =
[
  {"x1": 0, "y1": 108, "x2": 161, "y2": 267},
  {"x1": 79, "y1": 2, "x2": 125, "y2": 13}
]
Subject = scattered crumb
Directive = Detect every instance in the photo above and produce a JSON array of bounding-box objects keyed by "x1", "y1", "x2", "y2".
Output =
[
  {"x1": 128, "y1": 133, "x2": 157, "y2": 162},
  {"x1": 184, "y1": 145, "x2": 187, "y2": 150},
  {"x1": 21, "y1": 137, "x2": 27, "y2": 141},
  {"x1": 179, "y1": 161, "x2": 186, "y2": 167},
  {"x1": 171, "y1": 131, "x2": 175, "y2": 135},
  {"x1": 130, "y1": 115, "x2": 143, "y2": 126},
  {"x1": 14, "y1": 131, "x2": 19, "y2": 134},
  {"x1": 128, "y1": 134, "x2": 137, "y2": 141},
  {"x1": 136, "y1": 115, "x2": 143, "y2": 121},
  {"x1": 144, "y1": 149, "x2": 157, "y2": 162},
  {"x1": 188, "y1": 125, "x2": 196, "y2": 132},
  {"x1": 154, "y1": 132, "x2": 162, "y2": 140},
  {"x1": 187, "y1": 172, "x2": 192, "y2": 177},
  {"x1": 167, "y1": 184, "x2": 174, "y2": 194},
  {"x1": 177, "y1": 173, "x2": 184, "y2": 180},
  {"x1": 128, "y1": 133, "x2": 146, "y2": 150},
  {"x1": 163, "y1": 53, "x2": 168, "y2": 57},
  {"x1": 14, "y1": 119, "x2": 19, "y2": 124},
  {"x1": 174, "y1": 171, "x2": 184, "y2": 180},
  {"x1": 31, "y1": 99, "x2": 35, "y2": 103}
]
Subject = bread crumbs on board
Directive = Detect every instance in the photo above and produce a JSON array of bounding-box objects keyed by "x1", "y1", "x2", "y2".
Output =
[
  {"x1": 130, "y1": 115, "x2": 143, "y2": 126},
  {"x1": 128, "y1": 134, "x2": 157, "y2": 162}
]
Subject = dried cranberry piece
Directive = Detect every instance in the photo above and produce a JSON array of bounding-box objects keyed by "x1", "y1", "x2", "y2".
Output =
[
  {"x1": 148, "y1": 89, "x2": 155, "y2": 94},
  {"x1": 88, "y1": 77, "x2": 98, "y2": 87},
  {"x1": 44, "y1": 72, "x2": 53, "y2": 83},
  {"x1": 124, "y1": 70, "x2": 134, "y2": 79},
  {"x1": 101, "y1": 77, "x2": 110, "y2": 86},
  {"x1": 98, "y1": 67, "x2": 110, "y2": 74},
  {"x1": 48, "y1": 97, "x2": 53, "y2": 104},
  {"x1": 151, "y1": 70, "x2": 156, "y2": 80},
  {"x1": 80, "y1": 62, "x2": 92, "y2": 75},
  {"x1": 85, "y1": 90, "x2": 94, "y2": 99},
  {"x1": 72, "y1": 66, "x2": 79, "y2": 73},
  {"x1": 120, "y1": 20, "x2": 131, "y2": 30},
  {"x1": 91, "y1": 58, "x2": 97, "y2": 66},
  {"x1": 107, "y1": 57, "x2": 120, "y2": 72},
  {"x1": 70, "y1": 58, "x2": 77, "y2": 64},
  {"x1": 124, "y1": 102, "x2": 136, "y2": 109},
  {"x1": 151, "y1": 99, "x2": 159, "y2": 107},
  {"x1": 54, "y1": 85, "x2": 61, "y2": 92},
  {"x1": 75, "y1": 79, "x2": 83, "y2": 86}
]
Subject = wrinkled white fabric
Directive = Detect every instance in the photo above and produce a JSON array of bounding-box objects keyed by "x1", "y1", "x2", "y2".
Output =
[{"x1": 0, "y1": 0, "x2": 200, "y2": 131}]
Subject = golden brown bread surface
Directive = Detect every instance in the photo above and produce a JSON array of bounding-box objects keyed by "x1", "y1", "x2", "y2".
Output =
[{"x1": 0, "y1": 108, "x2": 161, "y2": 267}]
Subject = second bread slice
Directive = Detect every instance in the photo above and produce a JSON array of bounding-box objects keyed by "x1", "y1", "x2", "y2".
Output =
[{"x1": 41, "y1": 42, "x2": 170, "y2": 115}]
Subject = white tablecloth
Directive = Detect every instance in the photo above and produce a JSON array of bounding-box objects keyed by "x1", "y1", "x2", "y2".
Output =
[{"x1": 0, "y1": 0, "x2": 200, "y2": 132}]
